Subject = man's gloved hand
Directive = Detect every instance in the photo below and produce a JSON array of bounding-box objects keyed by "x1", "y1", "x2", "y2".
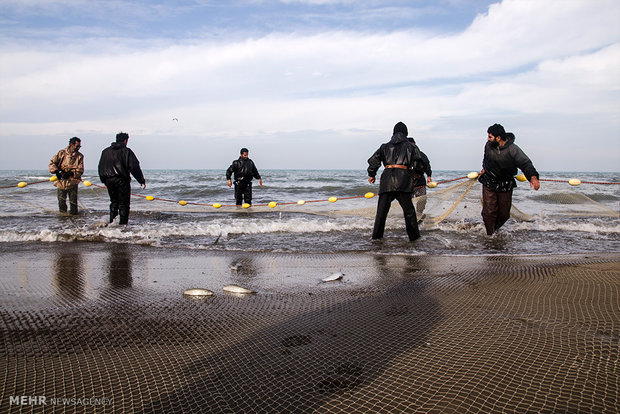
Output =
[
  {"x1": 56, "y1": 171, "x2": 63, "y2": 180},
  {"x1": 61, "y1": 171, "x2": 73, "y2": 179}
]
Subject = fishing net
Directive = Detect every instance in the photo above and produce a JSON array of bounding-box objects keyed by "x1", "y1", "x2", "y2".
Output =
[
  {"x1": 1, "y1": 245, "x2": 619, "y2": 413},
  {"x1": 331, "y1": 178, "x2": 618, "y2": 227},
  {"x1": 528, "y1": 191, "x2": 619, "y2": 218}
]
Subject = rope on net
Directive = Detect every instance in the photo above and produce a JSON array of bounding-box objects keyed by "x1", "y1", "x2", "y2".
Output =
[
  {"x1": 430, "y1": 178, "x2": 478, "y2": 226},
  {"x1": 540, "y1": 178, "x2": 620, "y2": 185}
]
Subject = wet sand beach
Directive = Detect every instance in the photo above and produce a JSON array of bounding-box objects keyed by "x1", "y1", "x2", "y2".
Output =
[{"x1": 1, "y1": 242, "x2": 619, "y2": 413}]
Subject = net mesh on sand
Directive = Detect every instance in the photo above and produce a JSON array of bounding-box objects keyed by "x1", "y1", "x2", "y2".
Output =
[{"x1": 1, "y1": 247, "x2": 618, "y2": 413}]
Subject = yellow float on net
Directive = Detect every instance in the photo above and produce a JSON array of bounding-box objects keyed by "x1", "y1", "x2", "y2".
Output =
[
  {"x1": 467, "y1": 172, "x2": 479, "y2": 179},
  {"x1": 268, "y1": 201, "x2": 277, "y2": 208},
  {"x1": 364, "y1": 192, "x2": 375, "y2": 199},
  {"x1": 242, "y1": 203, "x2": 251, "y2": 209},
  {"x1": 328, "y1": 197, "x2": 338, "y2": 203},
  {"x1": 49, "y1": 176, "x2": 58, "y2": 182},
  {"x1": 568, "y1": 178, "x2": 581, "y2": 186},
  {"x1": 146, "y1": 196, "x2": 154, "y2": 201},
  {"x1": 17, "y1": 182, "x2": 27, "y2": 188},
  {"x1": 179, "y1": 200, "x2": 187, "y2": 206},
  {"x1": 83, "y1": 180, "x2": 92, "y2": 187},
  {"x1": 297, "y1": 200, "x2": 306, "y2": 205},
  {"x1": 515, "y1": 174, "x2": 527, "y2": 182},
  {"x1": 427, "y1": 181, "x2": 438, "y2": 188},
  {"x1": 213, "y1": 203, "x2": 222, "y2": 209}
]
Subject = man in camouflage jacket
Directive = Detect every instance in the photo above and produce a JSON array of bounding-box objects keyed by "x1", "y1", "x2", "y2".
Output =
[{"x1": 49, "y1": 137, "x2": 84, "y2": 215}]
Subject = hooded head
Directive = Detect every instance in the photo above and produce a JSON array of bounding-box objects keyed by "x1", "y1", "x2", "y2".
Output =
[{"x1": 393, "y1": 122, "x2": 408, "y2": 136}]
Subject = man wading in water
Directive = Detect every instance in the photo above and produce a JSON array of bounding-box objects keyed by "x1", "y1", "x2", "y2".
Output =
[
  {"x1": 367, "y1": 122, "x2": 422, "y2": 241},
  {"x1": 49, "y1": 137, "x2": 84, "y2": 215},
  {"x1": 226, "y1": 148, "x2": 262, "y2": 206},
  {"x1": 479, "y1": 123, "x2": 540, "y2": 235},
  {"x1": 98, "y1": 132, "x2": 147, "y2": 225}
]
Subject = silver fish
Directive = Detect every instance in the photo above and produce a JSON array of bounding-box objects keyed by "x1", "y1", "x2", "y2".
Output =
[
  {"x1": 223, "y1": 284, "x2": 255, "y2": 294},
  {"x1": 183, "y1": 288, "x2": 214, "y2": 296},
  {"x1": 322, "y1": 272, "x2": 344, "y2": 282}
]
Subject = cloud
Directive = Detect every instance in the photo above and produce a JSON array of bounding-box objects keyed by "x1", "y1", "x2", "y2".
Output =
[
  {"x1": 1, "y1": 0, "x2": 619, "y2": 170},
  {"x1": 278, "y1": 0, "x2": 355, "y2": 4}
]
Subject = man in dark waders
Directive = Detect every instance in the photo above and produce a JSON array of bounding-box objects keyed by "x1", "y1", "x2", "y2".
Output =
[
  {"x1": 226, "y1": 148, "x2": 262, "y2": 206},
  {"x1": 98, "y1": 132, "x2": 146, "y2": 225},
  {"x1": 367, "y1": 122, "x2": 421, "y2": 241},
  {"x1": 479, "y1": 123, "x2": 540, "y2": 235}
]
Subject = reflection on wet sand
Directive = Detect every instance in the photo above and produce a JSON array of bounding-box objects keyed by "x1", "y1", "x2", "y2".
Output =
[
  {"x1": 108, "y1": 243, "x2": 133, "y2": 289},
  {"x1": 53, "y1": 250, "x2": 85, "y2": 300}
]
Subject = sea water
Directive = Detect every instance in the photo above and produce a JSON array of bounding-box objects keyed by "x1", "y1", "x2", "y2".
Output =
[{"x1": 0, "y1": 170, "x2": 618, "y2": 255}]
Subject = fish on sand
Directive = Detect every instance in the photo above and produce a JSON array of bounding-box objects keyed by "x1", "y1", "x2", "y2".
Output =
[
  {"x1": 223, "y1": 284, "x2": 255, "y2": 294},
  {"x1": 183, "y1": 288, "x2": 214, "y2": 296},
  {"x1": 322, "y1": 272, "x2": 344, "y2": 282}
]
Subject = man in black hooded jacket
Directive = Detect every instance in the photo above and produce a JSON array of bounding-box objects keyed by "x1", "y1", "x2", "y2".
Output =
[
  {"x1": 98, "y1": 132, "x2": 146, "y2": 225},
  {"x1": 479, "y1": 123, "x2": 539, "y2": 235},
  {"x1": 226, "y1": 148, "x2": 262, "y2": 206},
  {"x1": 367, "y1": 122, "x2": 421, "y2": 241}
]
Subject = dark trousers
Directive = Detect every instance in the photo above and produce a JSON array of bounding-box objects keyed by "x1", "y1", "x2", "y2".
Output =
[
  {"x1": 481, "y1": 185, "x2": 513, "y2": 235},
  {"x1": 372, "y1": 192, "x2": 420, "y2": 241},
  {"x1": 234, "y1": 181, "x2": 253, "y2": 205},
  {"x1": 105, "y1": 177, "x2": 132, "y2": 224},
  {"x1": 57, "y1": 186, "x2": 78, "y2": 215}
]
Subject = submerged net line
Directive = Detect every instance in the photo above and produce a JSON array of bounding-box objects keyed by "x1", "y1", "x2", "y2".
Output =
[
  {"x1": 0, "y1": 193, "x2": 60, "y2": 215},
  {"x1": 2, "y1": 174, "x2": 619, "y2": 225}
]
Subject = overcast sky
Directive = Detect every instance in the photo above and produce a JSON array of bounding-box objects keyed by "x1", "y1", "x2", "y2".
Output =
[{"x1": 1, "y1": 0, "x2": 619, "y2": 172}]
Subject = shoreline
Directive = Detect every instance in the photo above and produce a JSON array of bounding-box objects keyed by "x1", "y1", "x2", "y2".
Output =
[
  {"x1": 2, "y1": 241, "x2": 619, "y2": 294},
  {"x1": 4, "y1": 239, "x2": 620, "y2": 257}
]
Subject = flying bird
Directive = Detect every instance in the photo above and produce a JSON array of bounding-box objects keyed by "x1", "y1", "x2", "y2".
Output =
[{"x1": 172, "y1": 118, "x2": 178, "y2": 122}]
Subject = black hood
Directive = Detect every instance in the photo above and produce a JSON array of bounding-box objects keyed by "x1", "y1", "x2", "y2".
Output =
[
  {"x1": 393, "y1": 121, "x2": 408, "y2": 136},
  {"x1": 390, "y1": 132, "x2": 408, "y2": 144},
  {"x1": 499, "y1": 132, "x2": 516, "y2": 149}
]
